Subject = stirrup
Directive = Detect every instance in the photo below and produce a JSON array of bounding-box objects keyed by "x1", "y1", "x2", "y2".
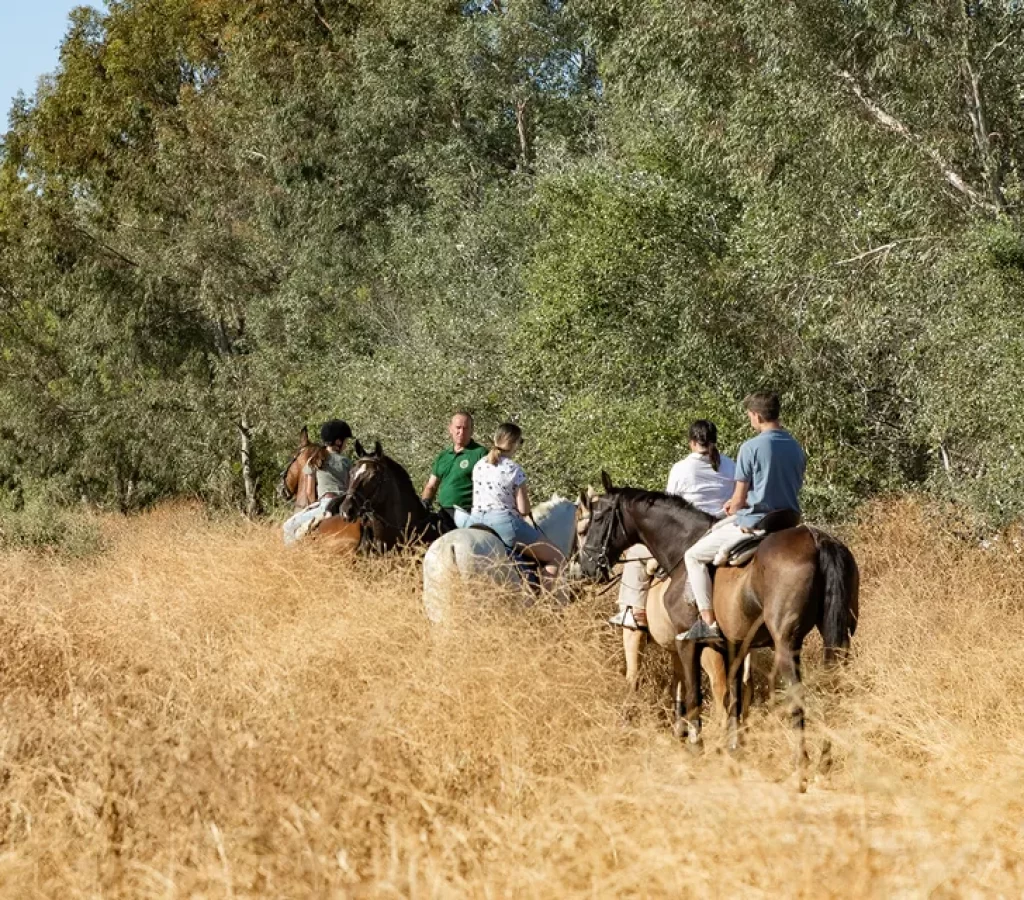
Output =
[
  {"x1": 608, "y1": 607, "x2": 648, "y2": 632},
  {"x1": 676, "y1": 620, "x2": 723, "y2": 643}
]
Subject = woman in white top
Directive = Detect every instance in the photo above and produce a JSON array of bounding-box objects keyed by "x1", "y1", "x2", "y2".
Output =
[
  {"x1": 464, "y1": 422, "x2": 564, "y2": 587},
  {"x1": 609, "y1": 420, "x2": 735, "y2": 630}
]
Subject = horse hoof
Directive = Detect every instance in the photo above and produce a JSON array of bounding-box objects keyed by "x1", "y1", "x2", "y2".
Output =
[
  {"x1": 672, "y1": 719, "x2": 687, "y2": 740},
  {"x1": 686, "y1": 737, "x2": 704, "y2": 756},
  {"x1": 727, "y1": 742, "x2": 742, "y2": 758}
]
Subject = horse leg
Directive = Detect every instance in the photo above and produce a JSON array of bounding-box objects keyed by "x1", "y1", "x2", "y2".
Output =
[
  {"x1": 774, "y1": 644, "x2": 807, "y2": 791},
  {"x1": 725, "y1": 641, "x2": 745, "y2": 754},
  {"x1": 623, "y1": 627, "x2": 646, "y2": 691},
  {"x1": 676, "y1": 641, "x2": 704, "y2": 751},
  {"x1": 700, "y1": 648, "x2": 728, "y2": 724}
]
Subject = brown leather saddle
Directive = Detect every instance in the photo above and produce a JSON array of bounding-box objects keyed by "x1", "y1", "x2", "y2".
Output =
[{"x1": 718, "y1": 508, "x2": 802, "y2": 567}]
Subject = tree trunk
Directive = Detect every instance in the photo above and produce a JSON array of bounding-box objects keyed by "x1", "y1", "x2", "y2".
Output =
[
  {"x1": 515, "y1": 98, "x2": 531, "y2": 171},
  {"x1": 238, "y1": 417, "x2": 260, "y2": 517}
]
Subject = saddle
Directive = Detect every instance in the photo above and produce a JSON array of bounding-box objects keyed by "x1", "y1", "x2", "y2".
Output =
[
  {"x1": 712, "y1": 509, "x2": 802, "y2": 567},
  {"x1": 467, "y1": 524, "x2": 542, "y2": 588}
]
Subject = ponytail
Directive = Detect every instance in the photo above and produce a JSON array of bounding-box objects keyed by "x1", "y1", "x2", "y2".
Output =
[
  {"x1": 487, "y1": 422, "x2": 522, "y2": 466},
  {"x1": 308, "y1": 445, "x2": 330, "y2": 470},
  {"x1": 688, "y1": 419, "x2": 721, "y2": 471}
]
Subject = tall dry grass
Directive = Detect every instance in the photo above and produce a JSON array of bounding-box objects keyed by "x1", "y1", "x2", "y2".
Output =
[{"x1": 0, "y1": 499, "x2": 1021, "y2": 897}]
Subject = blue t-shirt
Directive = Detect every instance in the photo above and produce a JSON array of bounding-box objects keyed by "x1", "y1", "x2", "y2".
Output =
[{"x1": 734, "y1": 428, "x2": 806, "y2": 529}]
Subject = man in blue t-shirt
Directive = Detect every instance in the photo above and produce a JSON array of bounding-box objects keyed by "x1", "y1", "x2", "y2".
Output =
[{"x1": 678, "y1": 391, "x2": 806, "y2": 643}]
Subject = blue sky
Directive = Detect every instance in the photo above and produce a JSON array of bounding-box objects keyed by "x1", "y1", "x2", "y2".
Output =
[{"x1": 1, "y1": 1, "x2": 100, "y2": 124}]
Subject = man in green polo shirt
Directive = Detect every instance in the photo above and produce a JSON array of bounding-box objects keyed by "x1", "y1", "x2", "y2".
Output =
[{"x1": 421, "y1": 411, "x2": 487, "y2": 522}]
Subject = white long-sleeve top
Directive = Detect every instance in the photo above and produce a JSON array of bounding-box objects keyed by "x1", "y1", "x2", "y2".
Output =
[{"x1": 665, "y1": 452, "x2": 736, "y2": 518}]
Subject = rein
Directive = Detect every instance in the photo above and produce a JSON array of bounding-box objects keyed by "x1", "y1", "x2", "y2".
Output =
[{"x1": 278, "y1": 450, "x2": 304, "y2": 500}]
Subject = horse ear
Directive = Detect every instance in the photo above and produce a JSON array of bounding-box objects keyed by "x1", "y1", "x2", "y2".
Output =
[
  {"x1": 354, "y1": 440, "x2": 367, "y2": 458},
  {"x1": 586, "y1": 485, "x2": 597, "y2": 500},
  {"x1": 373, "y1": 440, "x2": 383, "y2": 458},
  {"x1": 299, "y1": 426, "x2": 309, "y2": 447},
  {"x1": 578, "y1": 490, "x2": 590, "y2": 512},
  {"x1": 600, "y1": 470, "x2": 614, "y2": 492}
]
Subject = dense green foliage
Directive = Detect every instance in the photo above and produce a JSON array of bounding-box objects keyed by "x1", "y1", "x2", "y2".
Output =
[{"x1": 1, "y1": 0, "x2": 1022, "y2": 522}]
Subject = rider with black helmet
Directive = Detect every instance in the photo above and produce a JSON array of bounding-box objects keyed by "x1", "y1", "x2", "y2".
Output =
[
  {"x1": 283, "y1": 418, "x2": 354, "y2": 545},
  {"x1": 301, "y1": 419, "x2": 353, "y2": 502}
]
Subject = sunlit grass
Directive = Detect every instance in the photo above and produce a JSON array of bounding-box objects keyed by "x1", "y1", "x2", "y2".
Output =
[{"x1": 0, "y1": 499, "x2": 1020, "y2": 896}]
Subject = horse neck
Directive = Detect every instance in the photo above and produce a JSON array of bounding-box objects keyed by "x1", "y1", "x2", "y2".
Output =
[
  {"x1": 381, "y1": 459, "x2": 427, "y2": 528},
  {"x1": 534, "y1": 500, "x2": 576, "y2": 557},
  {"x1": 623, "y1": 495, "x2": 713, "y2": 572}
]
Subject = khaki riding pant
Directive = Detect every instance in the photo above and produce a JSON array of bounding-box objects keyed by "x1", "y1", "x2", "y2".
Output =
[
  {"x1": 616, "y1": 544, "x2": 695, "y2": 612},
  {"x1": 616, "y1": 544, "x2": 653, "y2": 611}
]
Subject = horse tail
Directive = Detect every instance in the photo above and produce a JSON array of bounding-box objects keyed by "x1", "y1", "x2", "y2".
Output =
[{"x1": 811, "y1": 528, "x2": 859, "y2": 664}]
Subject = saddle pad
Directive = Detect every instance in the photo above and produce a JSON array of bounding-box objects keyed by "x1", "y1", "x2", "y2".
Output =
[{"x1": 726, "y1": 534, "x2": 765, "y2": 567}]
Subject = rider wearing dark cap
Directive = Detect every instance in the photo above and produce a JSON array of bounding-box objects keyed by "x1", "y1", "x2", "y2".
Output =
[
  {"x1": 284, "y1": 419, "x2": 355, "y2": 545},
  {"x1": 300, "y1": 419, "x2": 353, "y2": 503}
]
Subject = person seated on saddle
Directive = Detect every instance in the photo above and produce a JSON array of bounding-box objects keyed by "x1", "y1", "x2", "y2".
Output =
[
  {"x1": 678, "y1": 391, "x2": 806, "y2": 643},
  {"x1": 282, "y1": 419, "x2": 353, "y2": 544},
  {"x1": 421, "y1": 411, "x2": 486, "y2": 527},
  {"x1": 463, "y1": 422, "x2": 564, "y2": 590},
  {"x1": 608, "y1": 419, "x2": 736, "y2": 631}
]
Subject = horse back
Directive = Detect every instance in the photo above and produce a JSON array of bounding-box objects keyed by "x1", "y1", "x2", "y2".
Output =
[
  {"x1": 311, "y1": 517, "x2": 362, "y2": 553},
  {"x1": 715, "y1": 526, "x2": 819, "y2": 644}
]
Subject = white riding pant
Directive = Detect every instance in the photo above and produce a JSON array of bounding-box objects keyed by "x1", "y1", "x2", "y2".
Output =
[
  {"x1": 282, "y1": 496, "x2": 333, "y2": 545},
  {"x1": 684, "y1": 516, "x2": 748, "y2": 612}
]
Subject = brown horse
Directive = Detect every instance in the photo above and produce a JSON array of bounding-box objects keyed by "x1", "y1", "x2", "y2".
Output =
[
  {"x1": 277, "y1": 427, "x2": 321, "y2": 510},
  {"x1": 278, "y1": 427, "x2": 362, "y2": 552},
  {"x1": 579, "y1": 472, "x2": 858, "y2": 789}
]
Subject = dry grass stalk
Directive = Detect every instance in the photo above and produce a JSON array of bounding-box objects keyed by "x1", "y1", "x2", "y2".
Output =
[{"x1": 0, "y1": 498, "x2": 1021, "y2": 896}]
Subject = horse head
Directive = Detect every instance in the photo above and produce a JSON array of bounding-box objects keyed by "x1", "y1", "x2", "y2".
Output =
[
  {"x1": 340, "y1": 441, "x2": 403, "y2": 526},
  {"x1": 578, "y1": 471, "x2": 631, "y2": 582},
  {"x1": 278, "y1": 426, "x2": 321, "y2": 507}
]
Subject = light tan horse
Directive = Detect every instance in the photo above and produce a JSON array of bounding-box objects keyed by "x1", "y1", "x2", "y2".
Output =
[
  {"x1": 622, "y1": 575, "x2": 730, "y2": 728},
  {"x1": 577, "y1": 495, "x2": 730, "y2": 728}
]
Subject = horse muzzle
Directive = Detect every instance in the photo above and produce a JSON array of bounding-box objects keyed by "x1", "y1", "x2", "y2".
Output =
[
  {"x1": 578, "y1": 550, "x2": 611, "y2": 583},
  {"x1": 338, "y1": 498, "x2": 360, "y2": 522}
]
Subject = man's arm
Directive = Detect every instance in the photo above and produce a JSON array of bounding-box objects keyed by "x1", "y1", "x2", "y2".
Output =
[
  {"x1": 421, "y1": 474, "x2": 440, "y2": 502},
  {"x1": 723, "y1": 480, "x2": 749, "y2": 517}
]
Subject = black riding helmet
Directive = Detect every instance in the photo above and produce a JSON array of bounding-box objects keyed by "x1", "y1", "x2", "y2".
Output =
[{"x1": 320, "y1": 419, "x2": 353, "y2": 446}]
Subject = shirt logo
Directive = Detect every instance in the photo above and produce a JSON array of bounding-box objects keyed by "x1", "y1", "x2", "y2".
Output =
[{"x1": 459, "y1": 459, "x2": 470, "y2": 470}]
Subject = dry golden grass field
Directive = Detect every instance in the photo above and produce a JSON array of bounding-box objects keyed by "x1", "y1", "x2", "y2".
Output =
[{"x1": 0, "y1": 500, "x2": 1022, "y2": 897}]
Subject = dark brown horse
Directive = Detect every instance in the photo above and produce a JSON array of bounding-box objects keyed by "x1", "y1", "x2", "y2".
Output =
[
  {"x1": 338, "y1": 442, "x2": 446, "y2": 552},
  {"x1": 579, "y1": 472, "x2": 858, "y2": 789}
]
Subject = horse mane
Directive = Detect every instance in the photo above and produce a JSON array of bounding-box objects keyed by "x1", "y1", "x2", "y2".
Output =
[
  {"x1": 306, "y1": 444, "x2": 329, "y2": 469},
  {"x1": 610, "y1": 486, "x2": 715, "y2": 524},
  {"x1": 355, "y1": 452, "x2": 418, "y2": 497},
  {"x1": 380, "y1": 453, "x2": 417, "y2": 495}
]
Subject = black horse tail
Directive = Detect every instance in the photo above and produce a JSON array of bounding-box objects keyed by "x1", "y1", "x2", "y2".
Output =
[{"x1": 812, "y1": 529, "x2": 859, "y2": 664}]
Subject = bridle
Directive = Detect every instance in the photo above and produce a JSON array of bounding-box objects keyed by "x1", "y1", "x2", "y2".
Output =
[
  {"x1": 580, "y1": 494, "x2": 627, "y2": 582},
  {"x1": 343, "y1": 458, "x2": 391, "y2": 523},
  {"x1": 277, "y1": 449, "x2": 306, "y2": 501}
]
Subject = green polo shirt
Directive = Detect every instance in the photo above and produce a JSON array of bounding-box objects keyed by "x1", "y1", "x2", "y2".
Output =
[{"x1": 431, "y1": 440, "x2": 487, "y2": 510}]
